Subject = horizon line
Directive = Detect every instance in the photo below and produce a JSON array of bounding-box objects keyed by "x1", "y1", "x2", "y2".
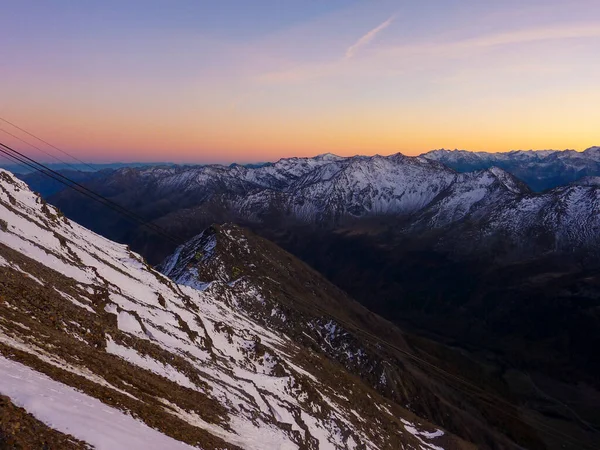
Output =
[{"x1": 1, "y1": 146, "x2": 598, "y2": 168}]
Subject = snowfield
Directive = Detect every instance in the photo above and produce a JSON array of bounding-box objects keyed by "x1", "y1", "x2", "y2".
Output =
[{"x1": 0, "y1": 356, "x2": 197, "y2": 450}]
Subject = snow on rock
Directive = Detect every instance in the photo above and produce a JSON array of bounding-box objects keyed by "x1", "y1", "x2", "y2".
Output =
[
  {"x1": 0, "y1": 356, "x2": 197, "y2": 450},
  {"x1": 236, "y1": 154, "x2": 457, "y2": 222}
]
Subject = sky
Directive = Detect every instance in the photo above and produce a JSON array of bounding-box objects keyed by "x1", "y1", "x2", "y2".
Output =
[{"x1": 1, "y1": 0, "x2": 599, "y2": 163}]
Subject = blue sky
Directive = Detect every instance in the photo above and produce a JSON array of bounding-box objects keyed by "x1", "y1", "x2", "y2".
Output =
[{"x1": 1, "y1": 1, "x2": 599, "y2": 162}]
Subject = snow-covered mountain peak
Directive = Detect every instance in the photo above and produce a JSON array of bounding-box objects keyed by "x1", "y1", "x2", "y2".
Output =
[
  {"x1": 421, "y1": 147, "x2": 600, "y2": 191},
  {"x1": 486, "y1": 166, "x2": 529, "y2": 194},
  {"x1": 583, "y1": 146, "x2": 600, "y2": 161},
  {"x1": 314, "y1": 152, "x2": 345, "y2": 161}
]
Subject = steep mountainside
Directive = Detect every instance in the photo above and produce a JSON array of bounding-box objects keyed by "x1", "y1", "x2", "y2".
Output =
[
  {"x1": 0, "y1": 168, "x2": 475, "y2": 449},
  {"x1": 158, "y1": 224, "x2": 553, "y2": 449},
  {"x1": 422, "y1": 147, "x2": 600, "y2": 191},
  {"x1": 237, "y1": 154, "x2": 456, "y2": 222},
  {"x1": 408, "y1": 168, "x2": 600, "y2": 260}
]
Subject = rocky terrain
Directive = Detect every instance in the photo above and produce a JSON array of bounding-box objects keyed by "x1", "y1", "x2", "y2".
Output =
[
  {"x1": 0, "y1": 168, "x2": 476, "y2": 449},
  {"x1": 158, "y1": 224, "x2": 550, "y2": 449}
]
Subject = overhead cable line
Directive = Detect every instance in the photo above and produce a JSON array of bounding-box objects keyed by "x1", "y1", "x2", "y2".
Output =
[
  {"x1": 0, "y1": 127, "x2": 95, "y2": 178},
  {"x1": 0, "y1": 141, "x2": 182, "y2": 246},
  {"x1": 0, "y1": 150, "x2": 37, "y2": 175},
  {"x1": 0, "y1": 116, "x2": 98, "y2": 172}
]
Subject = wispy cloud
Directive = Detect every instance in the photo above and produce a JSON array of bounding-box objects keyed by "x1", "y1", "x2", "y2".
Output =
[
  {"x1": 380, "y1": 23, "x2": 600, "y2": 58},
  {"x1": 463, "y1": 23, "x2": 600, "y2": 51},
  {"x1": 345, "y1": 15, "x2": 395, "y2": 59},
  {"x1": 258, "y1": 15, "x2": 396, "y2": 83},
  {"x1": 258, "y1": 21, "x2": 600, "y2": 84}
]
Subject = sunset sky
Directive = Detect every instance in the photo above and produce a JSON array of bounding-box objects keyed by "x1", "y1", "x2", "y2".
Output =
[{"x1": 1, "y1": 0, "x2": 599, "y2": 163}]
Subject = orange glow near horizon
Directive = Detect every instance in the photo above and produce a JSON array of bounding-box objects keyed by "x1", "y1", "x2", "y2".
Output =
[
  {"x1": 5, "y1": 94, "x2": 598, "y2": 164},
  {"x1": 1, "y1": 1, "x2": 599, "y2": 164}
]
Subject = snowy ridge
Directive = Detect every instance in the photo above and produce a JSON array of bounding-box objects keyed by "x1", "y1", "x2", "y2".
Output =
[
  {"x1": 109, "y1": 153, "x2": 458, "y2": 223},
  {"x1": 158, "y1": 223, "x2": 536, "y2": 449},
  {"x1": 0, "y1": 168, "x2": 464, "y2": 449},
  {"x1": 408, "y1": 169, "x2": 526, "y2": 228},
  {"x1": 422, "y1": 147, "x2": 600, "y2": 191},
  {"x1": 106, "y1": 149, "x2": 600, "y2": 227},
  {"x1": 45, "y1": 151, "x2": 600, "y2": 265},
  {"x1": 406, "y1": 167, "x2": 600, "y2": 257}
]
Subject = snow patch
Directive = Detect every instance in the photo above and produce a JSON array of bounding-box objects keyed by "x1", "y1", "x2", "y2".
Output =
[{"x1": 0, "y1": 356, "x2": 196, "y2": 450}]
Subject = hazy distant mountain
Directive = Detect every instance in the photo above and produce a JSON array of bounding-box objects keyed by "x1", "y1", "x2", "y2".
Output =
[
  {"x1": 14, "y1": 169, "x2": 113, "y2": 197},
  {"x1": 421, "y1": 147, "x2": 600, "y2": 191},
  {"x1": 0, "y1": 161, "x2": 178, "y2": 174}
]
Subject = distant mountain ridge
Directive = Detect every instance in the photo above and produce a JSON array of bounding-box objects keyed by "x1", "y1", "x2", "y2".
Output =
[
  {"x1": 421, "y1": 146, "x2": 600, "y2": 191},
  {"x1": 44, "y1": 151, "x2": 600, "y2": 264},
  {"x1": 2, "y1": 161, "x2": 177, "y2": 175},
  {"x1": 18, "y1": 146, "x2": 600, "y2": 196}
]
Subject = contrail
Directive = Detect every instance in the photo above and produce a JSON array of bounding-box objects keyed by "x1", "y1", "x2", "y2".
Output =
[{"x1": 345, "y1": 15, "x2": 395, "y2": 59}]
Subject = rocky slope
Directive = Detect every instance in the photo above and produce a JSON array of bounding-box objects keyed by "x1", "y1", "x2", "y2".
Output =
[
  {"x1": 0, "y1": 168, "x2": 473, "y2": 449},
  {"x1": 406, "y1": 168, "x2": 600, "y2": 261},
  {"x1": 236, "y1": 154, "x2": 456, "y2": 223},
  {"x1": 159, "y1": 224, "x2": 554, "y2": 449}
]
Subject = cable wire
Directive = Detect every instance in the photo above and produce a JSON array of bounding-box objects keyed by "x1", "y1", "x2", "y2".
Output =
[
  {"x1": 0, "y1": 127, "x2": 95, "y2": 178},
  {"x1": 0, "y1": 142, "x2": 182, "y2": 245},
  {"x1": 0, "y1": 151, "x2": 37, "y2": 175},
  {"x1": 0, "y1": 116, "x2": 98, "y2": 172}
]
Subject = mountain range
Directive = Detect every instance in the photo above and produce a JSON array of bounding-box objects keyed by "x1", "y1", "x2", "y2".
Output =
[
  {"x1": 423, "y1": 147, "x2": 600, "y2": 191},
  {"x1": 11, "y1": 148, "x2": 600, "y2": 449},
  {"x1": 36, "y1": 149, "x2": 600, "y2": 265},
  {"x1": 0, "y1": 167, "x2": 557, "y2": 449}
]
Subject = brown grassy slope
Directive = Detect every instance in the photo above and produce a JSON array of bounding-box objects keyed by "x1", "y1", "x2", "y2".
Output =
[{"x1": 164, "y1": 223, "x2": 545, "y2": 450}]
